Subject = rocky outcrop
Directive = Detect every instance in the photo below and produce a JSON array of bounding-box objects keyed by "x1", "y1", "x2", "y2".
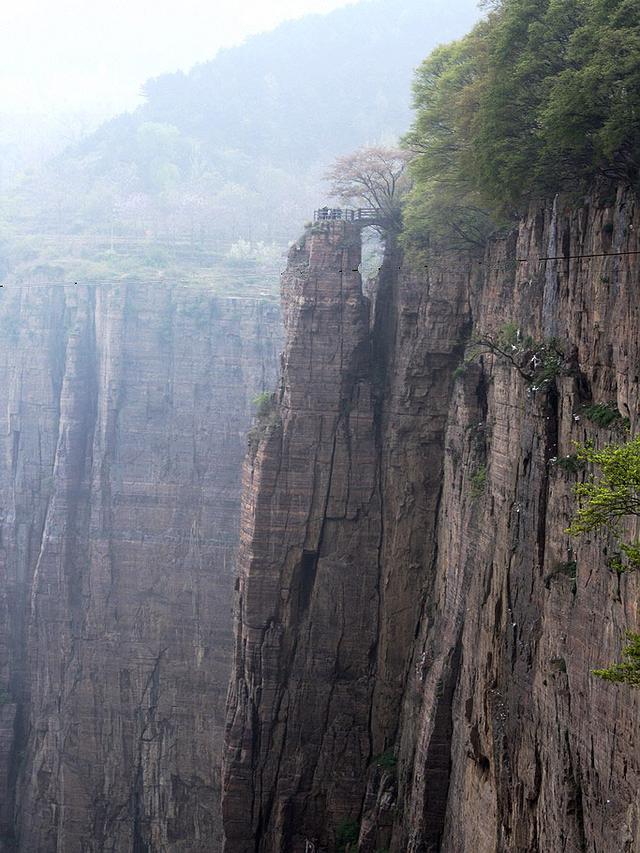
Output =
[
  {"x1": 0, "y1": 283, "x2": 281, "y2": 852},
  {"x1": 224, "y1": 187, "x2": 640, "y2": 852},
  {"x1": 223, "y1": 222, "x2": 382, "y2": 852}
]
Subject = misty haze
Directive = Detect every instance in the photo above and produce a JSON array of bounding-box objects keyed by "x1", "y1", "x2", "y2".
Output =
[{"x1": 0, "y1": 1, "x2": 639, "y2": 852}]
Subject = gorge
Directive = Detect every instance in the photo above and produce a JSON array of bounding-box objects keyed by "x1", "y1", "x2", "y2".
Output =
[{"x1": 1, "y1": 0, "x2": 639, "y2": 850}]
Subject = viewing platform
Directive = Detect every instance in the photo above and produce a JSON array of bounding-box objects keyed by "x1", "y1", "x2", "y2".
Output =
[{"x1": 313, "y1": 207, "x2": 381, "y2": 224}]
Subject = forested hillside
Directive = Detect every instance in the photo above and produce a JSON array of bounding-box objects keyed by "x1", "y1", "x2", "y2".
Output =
[{"x1": 0, "y1": 0, "x2": 479, "y2": 291}]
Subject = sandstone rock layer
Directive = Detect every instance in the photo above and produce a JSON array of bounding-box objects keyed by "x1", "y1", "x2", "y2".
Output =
[
  {"x1": 0, "y1": 283, "x2": 281, "y2": 852},
  {"x1": 224, "y1": 189, "x2": 640, "y2": 853}
]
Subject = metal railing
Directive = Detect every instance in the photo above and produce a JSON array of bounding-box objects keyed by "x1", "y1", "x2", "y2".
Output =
[{"x1": 313, "y1": 207, "x2": 380, "y2": 222}]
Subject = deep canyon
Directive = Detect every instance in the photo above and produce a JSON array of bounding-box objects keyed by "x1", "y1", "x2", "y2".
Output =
[
  {"x1": 1, "y1": 188, "x2": 639, "y2": 853},
  {"x1": 2, "y1": 1, "x2": 639, "y2": 851}
]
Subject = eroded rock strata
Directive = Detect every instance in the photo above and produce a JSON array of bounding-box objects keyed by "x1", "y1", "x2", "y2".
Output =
[
  {"x1": 224, "y1": 189, "x2": 640, "y2": 852},
  {"x1": 0, "y1": 283, "x2": 281, "y2": 852}
]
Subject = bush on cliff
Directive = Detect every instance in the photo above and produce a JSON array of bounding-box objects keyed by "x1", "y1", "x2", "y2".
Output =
[
  {"x1": 336, "y1": 820, "x2": 360, "y2": 852},
  {"x1": 252, "y1": 391, "x2": 276, "y2": 419},
  {"x1": 468, "y1": 323, "x2": 566, "y2": 390},
  {"x1": 593, "y1": 632, "x2": 640, "y2": 687},
  {"x1": 567, "y1": 434, "x2": 640, "y2": 571}
]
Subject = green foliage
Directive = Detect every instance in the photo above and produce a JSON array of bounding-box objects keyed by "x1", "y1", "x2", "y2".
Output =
[
  {"x1": 545, "y1": 560, "x2": 577, "y2": 593},
  {"x1": 579, "y1": 403, "x2": 629, "y2": 430},
  {"x1": 567, "y1": 435, "x2": 640, "y2": 569},
  {"x1": 593, "y1": 632, "x2": 640, "y2": 687},
  {"x1": 372, "y1": 749, "x2": 397, "y2": 771},
  {"x1": 553, "y1": 560, "x2": 577, "y2": 579},
  {"x1": 539, "y1": 0, "x2": 640, "y2": 185},
  {"x1": 248, "y1": 392, "x2": 280, "y2": 450},
  {"x1": 453, "y1": 363, "x2": 467, "y2": 379},
  {"x1": 253, "y1": 391, "x2": 275, "y2": 419},
  {"x1": 470, "y1": 465, "x2": 487, "y2": 498},
  {"x1": 403, "y1": 0, "x2": 640, "y2": 245},
  {"x1": 402, "y1": 26, "x2": 498, "y2": 250},
  {"x1": 550, "y1": 454, "x2": 584, "y2": 474},
  {"x1": 336, "y1": 820, "x2": 360, "y2": 851},
  {"x1": 470, "y1": 324, "x2": 565, "y2": 389}
]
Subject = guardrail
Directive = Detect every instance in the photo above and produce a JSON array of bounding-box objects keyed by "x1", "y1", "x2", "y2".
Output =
[{"x1": 313, "y1": 207, "x2": 380, "y2": 222}]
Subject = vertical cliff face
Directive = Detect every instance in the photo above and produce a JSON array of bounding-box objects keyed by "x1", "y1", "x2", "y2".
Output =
[
  {"x1": 224, "y1": 222, "x2": 382, "y2": 852},
  {"x1": 224, "y1": 187, "x2": 640, "y2": 852},
  {"x1": 400, "y1": 187, "x2": 640, "y2": 853},
  {"x1": 0, "y1": 283, "x2": 281, "y2": 852}
]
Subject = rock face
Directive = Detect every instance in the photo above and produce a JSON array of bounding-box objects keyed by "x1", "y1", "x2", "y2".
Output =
[
  {"x1": 0, "y1": 283, "x2": 281, "y2": 852},
  {"x1": 223, "y1": 188, "x2": 640, "y2": 852},
  {"x1": 223, "y1": 222, "x2": 381, "y2": 852}
]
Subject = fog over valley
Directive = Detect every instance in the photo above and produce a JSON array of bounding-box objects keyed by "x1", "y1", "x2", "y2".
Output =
[{"x1": 1, "y1": 1, "x2": 639, "y2": 851}]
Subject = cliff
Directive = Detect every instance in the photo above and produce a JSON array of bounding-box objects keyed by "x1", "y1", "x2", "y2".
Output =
[
  {"x1": 224, "y1": 188, "x2": 640, "y2": 852},
  {"x1": 0, "y1": 283, "x2": 281, "y2": 852}
]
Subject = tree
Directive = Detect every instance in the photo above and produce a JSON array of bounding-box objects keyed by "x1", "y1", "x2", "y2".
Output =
[
  {"x1": 469, "y1": 323, "x2": 565, "y2": 389},
  {"x1": 325, "y1": 146, "x2": 411, "y2": 231},
  {"x1": 593, "y1": 633, "x2": 640, "y2": 687},
  {"x1": 567, "y1": 435, "x2": 640, "y2": 570},
  {"x1": 539, "y1": 0, "x2": 640, "y2": 184},
  {"x1": 402, "y1": 0, "x2": 640, "y2": 249}
]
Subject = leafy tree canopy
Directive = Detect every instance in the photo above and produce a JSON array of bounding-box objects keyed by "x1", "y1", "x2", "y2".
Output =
[{"x1": 402, "y1": 0, "x2": 640, "y2": 250}]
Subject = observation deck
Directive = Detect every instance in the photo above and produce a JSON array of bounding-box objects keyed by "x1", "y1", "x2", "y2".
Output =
[{"x1": 313, "y1": 207, "x2": 382, "y2": 225}]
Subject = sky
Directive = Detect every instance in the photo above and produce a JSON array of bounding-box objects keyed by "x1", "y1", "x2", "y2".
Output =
[{"x1": 0, "y1": 0, "x2": 359, "y2": 117}]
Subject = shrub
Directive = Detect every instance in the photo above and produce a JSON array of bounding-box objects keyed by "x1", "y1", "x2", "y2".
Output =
[
  {"x1": 452, "y1": 363, "x2": 467, "y2": 380},
  {"x1": 567, "y1": 435, "x2": 640, "y2": 570},
  {"x1": 470, "y1": 466, "x2": 487, "y2": 499},
  {"x1": 544, "y1": 560, "x2": 577, "y2": 594},
  {"x1": 552, "y1": 560, "x2": 577, "y2": 578},
  {"x1": 470, "y1": 325, "x2": 565, "y2": 390},
  {"x1": 336, "y1": 819, "x2": 360, "y2": 852},
  {"x1": 252, "y1": 391, "x2": 275, "y2": 419},
  {"x1": 550, "y1": 454, "x2": 584, "y2": 474},
  {"x1": 372, "y1": 749, "x2": 397, "y2": 771},
  {"x1": 593, "y1": 632, "x2": 640, "y2": 687},
  {"x1": 578, "y1": 403, "x2": 629, "y2": 431}
]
